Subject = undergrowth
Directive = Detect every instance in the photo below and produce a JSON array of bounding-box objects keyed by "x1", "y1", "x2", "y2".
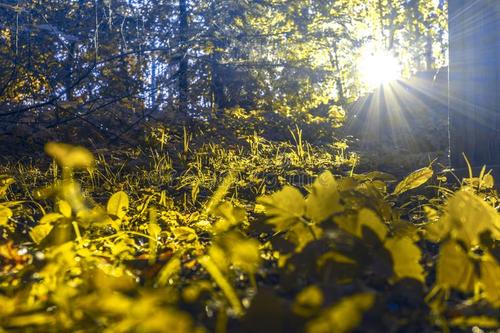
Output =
[{"x1": 0, "y1": 139, "x2": 499, "y2": 333}]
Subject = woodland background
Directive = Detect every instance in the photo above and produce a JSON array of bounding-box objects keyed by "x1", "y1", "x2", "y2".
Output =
[
  {"x1": 8, "y1": 2, "x2": 499, "y2": 333},
  {"x1": 0, "y1": 0, "x2": 447, "y2": 154}
]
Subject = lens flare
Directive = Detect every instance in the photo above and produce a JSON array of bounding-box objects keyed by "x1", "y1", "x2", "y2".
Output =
[{"x1": 358, "y1": 49, "x2": 402, "y2": 88}]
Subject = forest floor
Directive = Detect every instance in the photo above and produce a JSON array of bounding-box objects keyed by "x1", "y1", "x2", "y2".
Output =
[{"x1": 0, "y1": 102, "x2": 499, "y2": 333}]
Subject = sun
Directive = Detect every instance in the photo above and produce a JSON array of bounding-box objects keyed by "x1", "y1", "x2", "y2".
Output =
[{"x1": 358, "y1": 48, "x2": 402, "y2": 88}]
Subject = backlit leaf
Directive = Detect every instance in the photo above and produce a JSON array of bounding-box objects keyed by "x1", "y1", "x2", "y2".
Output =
[
  {"x1": 257, "y1": 186, "x2": 305, "y2": 231},
  {"x1": 107, "y1": 191, "x2": 129, "y2": 220},
  {"x1": 427, "y1": 190, "x2": 500, "y2": 246},
  {"x1": 306, "y1": 171, "x2": 343, "y2": 222},
  {"x1": 45, "y1": 142, "x2": 95, "y2": 169},
  {"x1": 393, "y1": 167, "x2": 433, "y2": 196}
]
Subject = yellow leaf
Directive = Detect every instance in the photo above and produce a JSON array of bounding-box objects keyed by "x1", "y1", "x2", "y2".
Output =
[
  {"x1": 6, "y1": 313, "x2": 55, "y2": 327},
  {"x1": 436, "y1": 241, "x2": 475, "y2": 292},
  {"x1": 30, "y1": 223, "x2": 54, "y2": 244},
  {"x1": 385, "y1": 236, "x2": 424, "y2": 282},
  {"x1": 334, "y1": 209, "x2": 387, "y2": 241},
  {"x1": 287, "y1": 222, "x2": 322, "y2": 251},
  {"x1": 138, "y1": 308, "x2": 195, "y2": 333},
  {"x1": 205, "y1": 173, "x2": 234, "y2": 213},
  {"x1": 317, "y1": 251, "x2": 357, "y2": 267},
  {"x1": 199, "y1": 255, "x2": 243, "y2": 316},
  {"x1": 209, "y1": 244, "x2": 229, "y2": 272},
  {"x1": 0, "y1": 176, "x2": 15, "y2": 197},
  {"x1": 92, "y1": 267, "x2": 136, "y2": 291},
  {"x1": 481, "y1": 173, "x2": 495, "y2": 189},
  {"x1": 59, "y1": 180, "x2": 87, "y2": 212},
  {"x1": 293, "y1": 285, "x2": 324, "y2": 317},
  {"x1": 253, "y1": 203, "x2": 266, "y2": 214},
  {"x1": 39, "y1": 212, "x2": 64, "y2": 225},
  {"x1": 423, "y1": 206, "x2": 439, "y2": 222},
  {"x1": 172, "y1": 226, "x2": 197, "y2": 242},
  {"x1": 449, "y1": 316, "x2": 500, "y2": 329},
  {"x1": 480, "y1": 254, "x2": 500, "y2": 306},
  {"x1": 393, "y1": 167, "x2": 433, "y2": 195},
  {"x1": 213, "y1": 201, "x2": 247, "y2": 233},
  {"x1": 156, "y1": 256, "x2": 181, "y2": 287},
  {"x1": 229, "y1": 237, "x2": 261, "y2": 274},
  {"x1": 107, "y1": 191, "x2": 129, "y2": 219},
  {"x1": 45, "y1": 142, "x2": 94, "y2": 169},
  {"x1": 0, "y1": 205, "x2": 12, "y2": 226},
  {"x1": 306, "y1": 293, "x2": 375, "y2": 333},
  {"x1": 57, "y1": 200, "x2": 72, "y2": 218},
  {"x1": 358, "y1": 209, "x2": 387, "y2": 241},
  {"x1": 306, "y1": 171, "x2": 343, "y2": 222},
  {"x1": 429, "y1": 190, "x2": 500, "y2": 246},
  {"x1": 257, "y1": 186, "x2": 306, "y2": 231}
]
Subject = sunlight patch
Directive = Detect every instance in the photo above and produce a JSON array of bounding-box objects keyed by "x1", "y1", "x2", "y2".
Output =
[{"x1": 358, "y1": 47, "x2": 402, "y2": 88}]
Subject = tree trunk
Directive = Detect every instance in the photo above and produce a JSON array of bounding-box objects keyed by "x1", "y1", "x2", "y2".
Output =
[
  {"x1": 178, "y1": 0, "x2": 189, "y2": 116},
  {"x1": 209, "y1": 0, "x2": 225, "y2": 116},
  {"x1": 448, "y1": 0, "x2": 500, "y2": 169}
]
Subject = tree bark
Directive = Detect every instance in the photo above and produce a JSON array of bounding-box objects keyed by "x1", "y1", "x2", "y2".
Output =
[
  {"x1": 178, "y1": 0, "x2": 189, "y2": 115},
  {"x1": 448, "y1": 0, "x2": 500, "y2": 168}
]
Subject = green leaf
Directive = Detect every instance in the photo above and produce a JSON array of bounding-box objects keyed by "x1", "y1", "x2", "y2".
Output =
[
  {"x1": 257, "y1": 186, "x2": 306, "y2": 231},
  {"x1": 393, "y1": 167, "x2": 433, "y2": 196},
  {"x1": 306, "y1": 171, "x2": 343, "y2": 222},
  {"x1": 107, "y1": 191, "x2": 129, "y2": 220}
]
